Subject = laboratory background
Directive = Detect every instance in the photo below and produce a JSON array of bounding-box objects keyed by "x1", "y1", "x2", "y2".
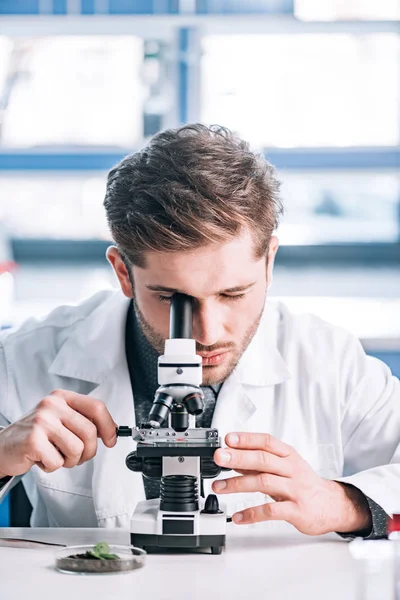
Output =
[{"x1": 0, "y1": 0, "x2": 399, "y2": 535}]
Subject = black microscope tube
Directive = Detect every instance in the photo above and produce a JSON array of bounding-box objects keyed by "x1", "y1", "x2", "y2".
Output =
[{"x1": 170, "y1": 294, "x2": 193, "y2": 339}]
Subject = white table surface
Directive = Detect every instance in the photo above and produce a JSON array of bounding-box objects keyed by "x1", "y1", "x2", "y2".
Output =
[{"x1": 0, "y1": 526, "x2": 359, "y2": 600}]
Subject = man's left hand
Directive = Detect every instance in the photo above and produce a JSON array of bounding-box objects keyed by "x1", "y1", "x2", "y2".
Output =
[{"x1": 212, "y1": 432, "x2": 372, "y2": 536}]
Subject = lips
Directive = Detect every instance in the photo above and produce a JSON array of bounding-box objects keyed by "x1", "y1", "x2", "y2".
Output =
[{"x1": 199, "y1": 351, "x2": 229, "y2": 366}]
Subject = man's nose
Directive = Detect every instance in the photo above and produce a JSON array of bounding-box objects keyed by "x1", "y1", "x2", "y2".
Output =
[{"x1": 192, "y1": 302, "x2": 224, "y2": 348}]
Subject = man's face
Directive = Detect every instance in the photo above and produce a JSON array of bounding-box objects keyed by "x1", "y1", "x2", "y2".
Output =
[{"x1": 109, "y1": 230, "x2": 278, "y2": 385}]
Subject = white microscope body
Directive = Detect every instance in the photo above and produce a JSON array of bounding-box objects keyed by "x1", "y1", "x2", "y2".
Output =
[{"x1": 117, "y1": 294, "x2": 228, "y2": 554}]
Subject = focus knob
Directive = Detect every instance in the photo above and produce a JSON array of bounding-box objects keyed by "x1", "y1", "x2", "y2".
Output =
[
  {"x1": 116, "y1": 426, "x2": 132, "y2": 437},
  {"x1": 201, "y1": 493, "x2": 222, "y2": 514},
  {"x1": 200, "y1": 457, "x2": 221, "y2": 478},
  {"x1": 125, "y1": 451, "x2": 143, "y2": 472}
]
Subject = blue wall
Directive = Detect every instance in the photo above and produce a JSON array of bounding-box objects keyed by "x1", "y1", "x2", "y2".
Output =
[{"x1": 0, "y1": 495, "x2": 9, "y2": 527}]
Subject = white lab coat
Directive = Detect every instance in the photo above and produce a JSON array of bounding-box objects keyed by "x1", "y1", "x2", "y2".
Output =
[{"x1": 0, "y1": 290, "x2": 399, "y2": 528}]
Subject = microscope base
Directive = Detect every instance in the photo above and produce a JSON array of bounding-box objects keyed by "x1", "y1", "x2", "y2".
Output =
[
  {"x1": 131, "y1": 533, "x2": 225, "y2": 554},
  {"x1": 130, "y1": 498, "x2": 227, "y2": 554}
]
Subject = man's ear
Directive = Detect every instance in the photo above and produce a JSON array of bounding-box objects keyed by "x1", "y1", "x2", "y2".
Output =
[
  {"x1": 266, "y1": 235, "x2": 279, "y2": 290},
  {"x1": 106, "y1": 246, "x2": 134, "y2": 298}
]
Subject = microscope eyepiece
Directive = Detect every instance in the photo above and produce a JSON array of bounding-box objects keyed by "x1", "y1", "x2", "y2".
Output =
[
  {"x1": 183, "y1": 392, "x2": 204, "y2": 416},
  {"x1": 145, "y1": 292, "x2": 204, "y2": 431},
  {"x1": 170, "y1": 294, "x2": 193, "y2": 339}
]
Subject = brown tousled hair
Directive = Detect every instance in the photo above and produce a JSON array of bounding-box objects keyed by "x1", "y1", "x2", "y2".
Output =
[{"x1": 103, "y1": 124, "x2": 283, "y2": 268}]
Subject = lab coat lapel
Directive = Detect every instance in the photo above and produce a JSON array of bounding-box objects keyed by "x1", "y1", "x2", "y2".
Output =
[
  {"x1": 206, "y1": 301, "x2": 291, "y2": 512},
  {"x1": 212, "y1": 300, "x2": 291, "y2": 442},
  {"x1": 48, "y1": 290, "x2": 144, "y2": 527},
  {"x1": 211, "y1": 370, "x2": 256, "y2": 444},
  {"x1": 48, "y1": 290, "x2": 130, "y2": 384},
  {"x1": 90, "y1": 360, "x2": 145, "y2": 527}
]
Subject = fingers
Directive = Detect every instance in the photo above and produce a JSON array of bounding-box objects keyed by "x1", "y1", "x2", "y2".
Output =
[
  {"x1": 225, "y1": 432, "x2": 292, "y2": 458},
  {"x1": 0, "y1": 390, "x2": 117, "y2": 478},
  {"x1": 47, "y1": 422, "x2": 87, "y2": 469},
  {"x1": 232, "y1": 501, "x2": 295, "y2": 525},
  {"x1": 232, "y1": 469, "x2": 260, "y2": 476},
  {"x1": 51, "y1": 390, "x2": 117, "y2": 448},
  {"x1": 214, "y1": 432, "x2": 294, "y2": 476},
  {"x1": 214, "y1": 447, "x2": 292, "y2": 477},
  {"x1": 26, "y1": 413, "x2": 86, "y2": 470},
  {"x1": 28, "y1": 431, "x2": 65, "y2": 473},
  {"x1": 59, "y1": 410, "x2": 98, "y2": 465},
  {"x1": 212, "y1": 473, "x2": 291, "y2": 499}
]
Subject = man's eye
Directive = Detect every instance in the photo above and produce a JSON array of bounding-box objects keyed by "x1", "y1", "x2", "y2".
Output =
[
  {"x1": 157, "y1": 293, "x2": 247, "y2": 303},
  {"x1": 221, "y1": 293, "x2": 246, "y2": 301}
]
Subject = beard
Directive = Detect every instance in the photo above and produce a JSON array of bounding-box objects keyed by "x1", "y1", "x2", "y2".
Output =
[{"x1": 133, "y1": 297, "x2": 264, "y2": 386}]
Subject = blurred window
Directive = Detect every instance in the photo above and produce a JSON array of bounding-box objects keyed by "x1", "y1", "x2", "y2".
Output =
[
  {"x1": 201, "y1": 33, "x2": 400, "y2": 148},
  {"x1": 0, "y1": 24, "x2": 398, "y2": 256},
  {"x1": 0, "y1": 36, "x2": 145, "y2": 148},
  {"x1": 0, "y1": 174, "x2": 110, "y2": 239},
  {"x1": 1, "y1": 172, "x2": 399, "y2": 246},
  {"x1": 196, "y1": 0, "x2": 293, "y2": 14},
  {"x1": 279, "y1": 173, "x2": 400, "y2": 245},
  {"x1": 295, "y1": 0, "x2": 400, "y2": 21}
]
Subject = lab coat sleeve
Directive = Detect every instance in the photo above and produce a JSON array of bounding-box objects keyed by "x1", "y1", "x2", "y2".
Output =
[
  {"x1": 0, "y1": 341, "x2": 19, "y2": 503},
  {"x1": 0, "y1": 341, "x2": 9, "y2": 428},
  {"x1": 336, "y1": 336, "x2": 400, "y2": 516}
]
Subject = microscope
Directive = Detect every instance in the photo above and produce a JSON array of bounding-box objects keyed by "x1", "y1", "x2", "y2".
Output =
[{"x1": 117, "y1": 294, "x2": 228, "y2": 554}]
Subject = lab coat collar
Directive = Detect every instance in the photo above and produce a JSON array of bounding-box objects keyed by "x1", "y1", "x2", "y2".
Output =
[
  {"x1": 48, "y1": 291, "x2": 291, "y2": 389},
  {"x1": 232, "y1": 300, "x2": 291, "y2": 387},
  {"x1": 48, "y1": 290, "x2": 131, "y2": 384}
]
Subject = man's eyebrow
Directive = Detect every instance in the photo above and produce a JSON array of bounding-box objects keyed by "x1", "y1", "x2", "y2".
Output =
[
  {"x1": 146, "y1": 285, "x2": 183, "y2": 293},
  {"x1": 146, "y1": 283, "x2": 257, "y2": 294},
  {"x1": 221, "y1": 283, "x2": 256, "y2": 293}
]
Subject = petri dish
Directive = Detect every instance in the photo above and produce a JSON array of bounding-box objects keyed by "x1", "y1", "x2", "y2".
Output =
[{"x1": 55, "y1": 544, "x2": 146, "y2": 575}]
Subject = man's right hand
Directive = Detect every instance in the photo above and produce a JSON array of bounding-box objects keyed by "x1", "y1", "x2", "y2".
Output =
[{"x1": 0, "y1": 390, "x2": 117, "y2": 478}]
